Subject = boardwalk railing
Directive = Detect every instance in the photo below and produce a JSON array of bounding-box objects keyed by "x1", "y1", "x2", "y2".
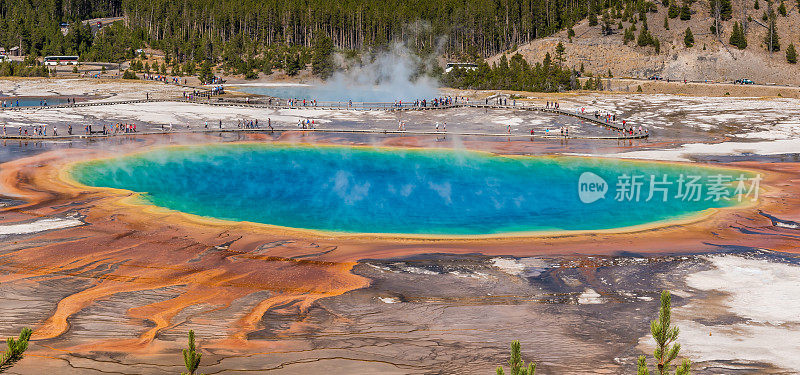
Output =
[
  {"x1": 0, "y1": 127, "x2": 649, "y2": 140},
  {"x1": 0, "y1": 98, "x2": 648, "y2": 140}
]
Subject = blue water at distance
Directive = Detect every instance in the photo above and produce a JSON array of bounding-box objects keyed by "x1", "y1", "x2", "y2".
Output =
[
  {"x1": 0, "y1": 97, "x2": 69, "y2": 107},
  {"x1": 71, "y1": 144, "x2": 748, "y2": 235},
  {"x1": 234, "y1": 85, "x2": 436, "y2": 102}
]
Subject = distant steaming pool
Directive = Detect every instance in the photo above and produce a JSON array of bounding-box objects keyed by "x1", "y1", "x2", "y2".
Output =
[
  {"x1": 0, "y1": 96, "x2": 69, "y2": 107},
  {"x1": 70, "y1": 144, "x2": 749, "y2": 235},
  {"x1": 233, "y1": 83, "x2": 438, "y2": 102}
]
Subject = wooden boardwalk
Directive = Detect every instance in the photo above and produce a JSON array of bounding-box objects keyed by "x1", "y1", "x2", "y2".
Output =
[
  {"x1": 0, "y1": 98, "x2": 648, "y2": 140},
  {"x1": 0, "y1": 127, "x2": 649, "y2": 141}
]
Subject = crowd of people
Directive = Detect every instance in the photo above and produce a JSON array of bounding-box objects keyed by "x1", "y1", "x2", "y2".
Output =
[
  {"x1": 182, "y1": 88, "x2": 224, "y2": 100},
  {"x1": 486, "y1": 97, "x2": 513, "y2": 106},
  {"x1": 297, "y1": 118, "x2": 316, "y2": 129},
  {"x1": 1, "y1": 99, "x2": 20, "y2": 107},
  {"x1": 142, "y1": 73, "x2": 178, "y2": 84},
  {"x1": 584, "y1": 109, "x2": 647, "y2": 137},
  {"x1": 262, "y1": 96, "x2": 469, "y2": 110},
  {"x1": 396, "y1": 97, "x2": 459, "y2": 108},
  {"x1": 0, "y1": 93, "x2": 649, "y2": 140},
  {"x1": 237, "y1": 119, "x2": 263, "y2": 129},
  {"x1": 0, "y1": 97, "x2": 82, "y2": 108},
  {"x1": 110, "y1": 123, "x2": 138, "y2": 134},
  {"x1": 284, "y1": 98, "x2": 317, "y2": 107},
  {"x1": 2, "y1": 123, "x2": 140, "y2": 137},
  {"x1": 3, "y1": 125, "x2": 58, "y2": 137}
]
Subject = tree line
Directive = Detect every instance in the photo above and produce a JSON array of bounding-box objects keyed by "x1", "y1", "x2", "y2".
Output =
[
  {"x1": 442, "y1": 51, "x2": 577, "y2": 93},
  {"x1": 0, "y1": 0, "x2": 648, "y2": 65}
]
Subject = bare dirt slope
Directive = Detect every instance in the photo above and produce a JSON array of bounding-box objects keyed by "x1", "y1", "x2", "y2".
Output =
[{"x1": 489, "y1": 0, "x2": 800, "y2": 85}]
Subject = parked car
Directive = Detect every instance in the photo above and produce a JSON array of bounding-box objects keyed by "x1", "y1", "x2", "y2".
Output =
[
  {"x1": 649, "y1": 75, "x2": 662, "y2": 80},
  {"x1": 735, "y1": 79, "x2": 755, "y2": 85}
]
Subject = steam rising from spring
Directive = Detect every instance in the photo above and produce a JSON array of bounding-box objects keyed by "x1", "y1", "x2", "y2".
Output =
[{"x1": 320, "y1": 43, "x2": 440, "y2": 102}]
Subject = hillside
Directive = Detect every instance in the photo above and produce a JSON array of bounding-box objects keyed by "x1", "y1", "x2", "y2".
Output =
[{"x1": 489, "y1": 0, "x2": 800, "y2": 85}]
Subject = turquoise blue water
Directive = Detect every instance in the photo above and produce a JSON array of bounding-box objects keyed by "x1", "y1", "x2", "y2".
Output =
[
  {"x1": 0, "y1": 97, "x2": 68, "y2": 107},
  {"x1": 71, "y1": 144, "x2": 749, "y2": 235},
  {"x1": 234, "y1": 85, "x2": 436, "y2": 102}
]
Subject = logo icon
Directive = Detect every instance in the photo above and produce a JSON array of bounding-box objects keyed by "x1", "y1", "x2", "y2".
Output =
[{"x1": 578, "y1": 172, "x2": 608, "y2": 203}]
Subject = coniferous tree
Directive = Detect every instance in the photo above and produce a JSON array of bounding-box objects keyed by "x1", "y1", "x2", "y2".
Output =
[
  {"x1": 442, "y1": 53, "x2": 574, "y2": 92},
  {"x1": 729, "y1": 22, "x2": 748, "y2": 49},
  {"x1": 710, "y1": 0, "x2": 733, "y2": 19},
  {"x1": 669, "y1": 1, "x2": 681, "y2": 17},
  {"x1": 787, "y1": 43, "x2": 798, "y2": 63},
  {"x1": 122, "y1": 69, "x2": 138, "y2": 79},
  {"x1": 684, "y1": 28, "x2": 694, "y2": 47},
  {"x1": 754, "y1": 0, "x2": 760, "y2": 9},
  {"x1": 589, "y1": 12, "x2": 599, "y2": 26},
  {"x1": 171, "y1": 63, "x2": 181, "y2": 76},
  {"x1": 778, "y1": 1, "x2": 787, "y2": 15},
  {"x1": 680, "y1": 2, "x2": 692, "y2": 19},
  {"x1": 664, "y1": 15, "x2": 670, "y2": 30},
  {"x1": 285, "y1": 54, "x2": 302, "y2": 76},
  {"x1": 764, "y1": 17, "x2": 781, "y2": 52},
  {"x1": 0, "y1": 328, "x2": 32, "y2": 373},
  {"x1": 496, "y1": 341, "x2": 536, "y2": 375},
  {"x1": 602, "y1": 12, "x2": 614, "y2": 35},
  {"x1": 198, "y1": 60, "x2": 214, "y2": 83},
  {"x1": 555, "y1": 42, "x2": 566, "y2": 66},
  {"x1": 637, "y1": 291, "x2": 691, "y2": 375},
  {"x1": 311, "y1": 34, "x2": 335, "y2": 79},
  {"x1": 638, "y1": 28, "x2": 652, "y2": 47},
  {"x1": 182, "y1": 330, "x2": 202, "y2": 375},
  {"x1": 729, "y1": 22, "x2": 739, "y2": 47},
  {"x1": 667, "y1": 3, "x2": 679, "y2": 17},
  {"x1": 183, "y1": 61, "x2": 196, "y2": 75},
  {"x1": 624, "y1": 27, "x2": 636, "y2": 44}
]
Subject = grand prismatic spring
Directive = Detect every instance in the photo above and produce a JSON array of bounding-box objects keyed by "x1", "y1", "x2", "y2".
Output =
[
  {"x1": 1, "y1": 75, "x2": 800, "y2": 375},
  {"x1": 71, "y1": 144, "x2": 750, "y2": 235}
]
